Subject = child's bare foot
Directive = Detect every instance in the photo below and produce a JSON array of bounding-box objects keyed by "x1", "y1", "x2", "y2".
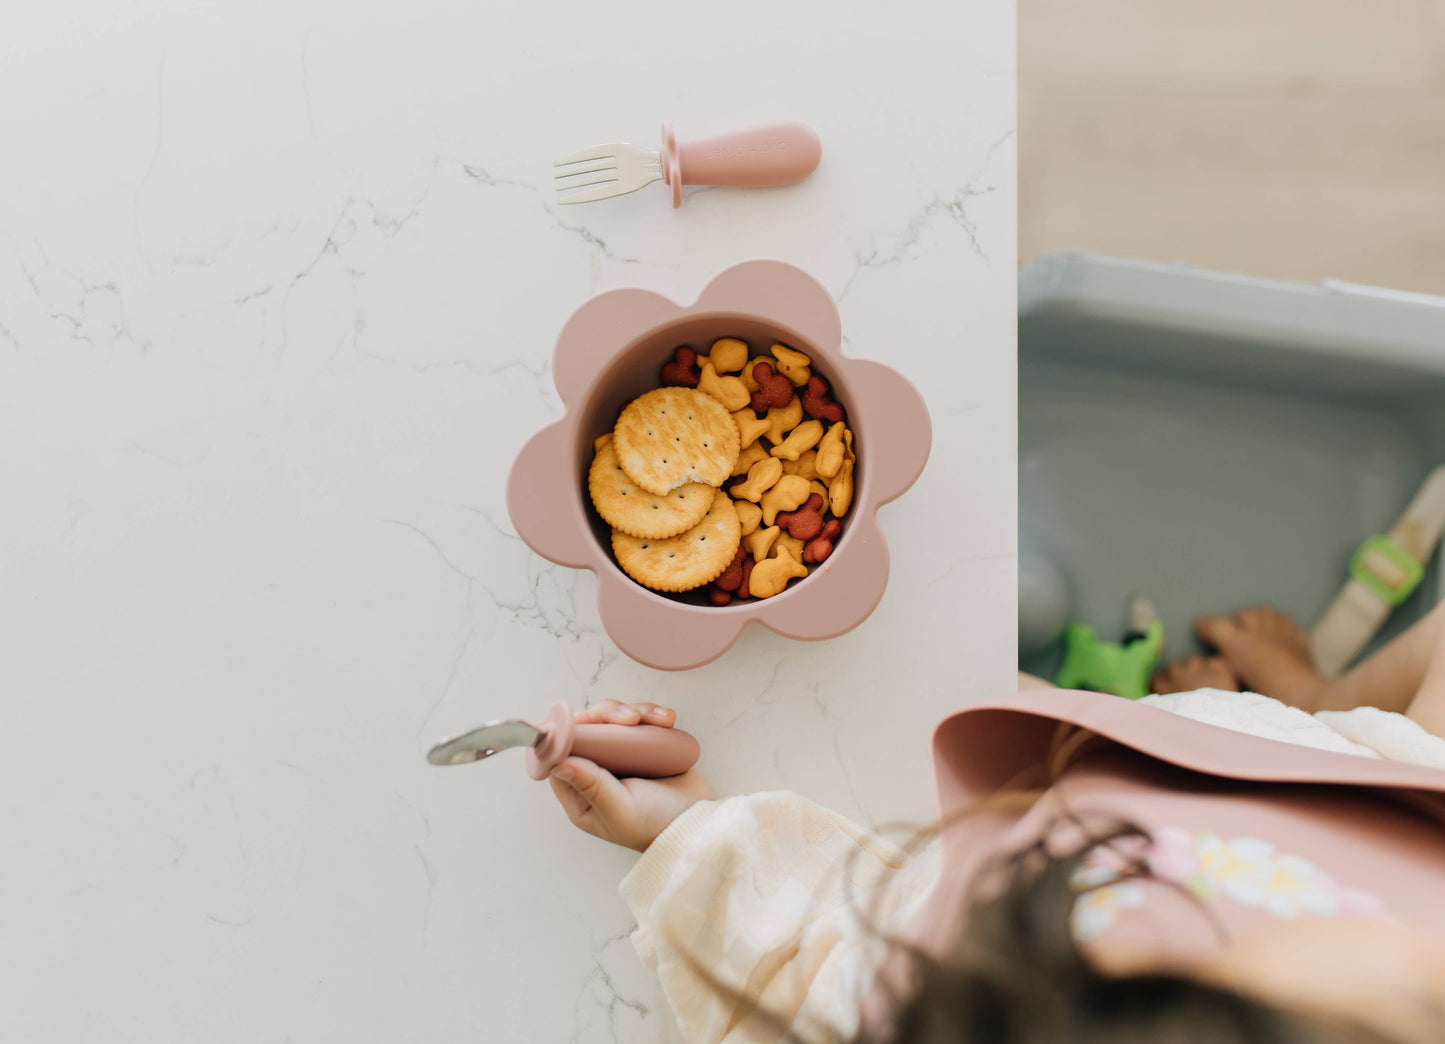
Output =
[
  {"x1": 1196, "y1": 607, "x2": 1327, "y2": 712},
  {"x1": 1152, "y1": 655, "x2": 1241, "y2": 695}
]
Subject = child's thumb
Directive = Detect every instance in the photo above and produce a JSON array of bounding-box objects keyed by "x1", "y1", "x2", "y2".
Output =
[{"x1": 553, "y1": 757, "x2": 629, "y2": 820}]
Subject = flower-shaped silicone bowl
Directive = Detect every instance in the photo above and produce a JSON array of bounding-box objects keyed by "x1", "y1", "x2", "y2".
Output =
[{"x1": 506, "y1": 259, "x2": 931, "y2": 671}]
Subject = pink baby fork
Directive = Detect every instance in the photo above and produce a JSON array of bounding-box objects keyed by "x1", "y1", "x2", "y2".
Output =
[
  {"x1": 426, "y1": 702, "x2": 701, "y2": 780},
  {"x1": 553, "y1": 121, "x2": 821, "y2": 207}
]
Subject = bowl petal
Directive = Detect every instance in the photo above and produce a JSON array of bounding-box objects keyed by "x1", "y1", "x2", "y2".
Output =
[
  {"x1": 754, "y1": 518, "x2": 892, "y2": 641},
  {"x1": 596, "y1": 578, "x2": 747, "y2": 671},
  {"x1": 506, "y1": 421, "x2": 594, "y2": 569},
  {"x1": 552, "y1": 288, "x2": 684, "y2": 405},
  {"x1": 695, "y1": 259, "x2": 843, "y2": 352},
  {"x1": 520, "y1": 259, "x2": 932, "y2": 670},
  {"x1": 850, "y1": 359, "x2": 933, "y2": 505}
]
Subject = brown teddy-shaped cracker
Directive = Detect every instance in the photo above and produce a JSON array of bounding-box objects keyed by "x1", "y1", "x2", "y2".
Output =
[
  {"x1": 801, "y1": 375, "x2": 845, "y2": 424},
  {"x1": 750, "y1": 362, "x2": 794, "y2": 412},
  {"x1": 660, "y1": 346, "x2": 701, "y2": 388},
  {"x1": 775, "y1": 492, "x2": 826, "y2": 541}
]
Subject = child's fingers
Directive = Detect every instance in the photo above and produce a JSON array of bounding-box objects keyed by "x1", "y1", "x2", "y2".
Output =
[
  {"x1": 550, "y1": 756, "x2": 631, "y2": 826},
  {"x1": 575, "y1": 699, "x2": 642, "y2": 725},
  {"x1": 574, "y1": 701, "x2": 675, "y2": 727},
  {"x1": 633, "y1": 703, "x2": 676, "y2": 726},
  {"x1": 548, "y1": 770, "x2": 593, "y2": 824}
]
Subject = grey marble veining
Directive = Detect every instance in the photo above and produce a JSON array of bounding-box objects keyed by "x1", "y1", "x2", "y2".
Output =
[{"x1": 1, "y1": 2, "x2": 1016, "y2": 1040}]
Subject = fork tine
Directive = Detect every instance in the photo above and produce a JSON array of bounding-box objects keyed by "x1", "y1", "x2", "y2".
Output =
[
  {"x1": 552, "y1": 143, "x2": 618, "y2": 167},
  {"x1": 556, "y1": 180, "x2": 630, "y2": 205},
  {"x1": 553, "y1": 170, "x2": 621, "y2": 192},
  {"x1": 552, "y1": 157, "x2": 617, "y2": 179}
]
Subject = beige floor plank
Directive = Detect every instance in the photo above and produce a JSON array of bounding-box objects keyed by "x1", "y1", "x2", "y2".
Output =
[{"x1": 1022, "y1": 1, "x2": 1445, "y2": 293}]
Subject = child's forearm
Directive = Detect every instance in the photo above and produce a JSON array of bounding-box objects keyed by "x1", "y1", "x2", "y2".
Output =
[
  {"x1": 1319, "y1": 601, "x2": 1445, "y2": 715},
  {"x1": 1405, "y1": 603, "x2": 1445, "y2": 737}
]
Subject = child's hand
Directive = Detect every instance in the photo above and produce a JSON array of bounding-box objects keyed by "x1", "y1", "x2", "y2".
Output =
[{"x1": 547, "y1": 700, "x2": 713, "y2": 852}]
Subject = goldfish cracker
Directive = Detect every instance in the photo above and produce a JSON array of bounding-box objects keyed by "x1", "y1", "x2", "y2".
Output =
[
  {"x1": 731, "y1": 408, "x2": 771, "y2": 450},
  {"x1": 828, "y1": 442, "x2": 855, "y2": 517},
  {"x1": 707, "y1": 338, "x2": 749, "y2": 375},
  {"x1": 815, "y1": 422, "x2": 847, "y2": 480},
  {"x1": 770, "y1": 344, "x2": 812, "y2": 387},
  {"x1": 781, "y1": 449, "x2": 818, "y2": 481},
  {"x1": 731, "y1": 440, "x2": 770, "y2": 477},
  {"x1": 733, "y1": 457, "x2": 784, "y2": 502},
  {"x1": 734, "y1": 500, "x2": 763, "y2": 536},
  {"x1": 697, "y1": 361, "x2": 751, "y2": 412},
  {"x1": 749, "y1": 545, "x2": 809, "y2": 598},
  {"x1": 773, "y1": 532, "x2": 806, "y2": 563},
  {"x1": 744, "y1": 524, "x2": 780, "y2": 563},
  {"x1": 763, "y1": 397, "x2": 804, "y2": 444},
  {"x1": 770, "y1": 418, "x2": 824, "y2": 462},
  {"x1": 760, "y1": 474, "x2": 811, "y2": 526}
]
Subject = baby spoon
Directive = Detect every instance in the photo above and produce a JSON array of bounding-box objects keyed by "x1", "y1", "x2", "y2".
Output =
[{"x1": 426, "y1": 701, "x2": 700, "y2": 780}]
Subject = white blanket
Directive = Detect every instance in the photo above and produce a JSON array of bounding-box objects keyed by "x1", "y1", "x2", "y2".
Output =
[{"x1": 1140, "y1": 688, "x2": 1445, "y2": 770}]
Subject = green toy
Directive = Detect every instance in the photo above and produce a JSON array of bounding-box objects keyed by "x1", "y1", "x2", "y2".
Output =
[{"x1": 1054, "y1": 596, "x2": 1165, "y2": 701}]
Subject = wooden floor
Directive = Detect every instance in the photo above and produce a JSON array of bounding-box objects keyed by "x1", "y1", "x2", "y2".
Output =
[{"x1": 1021, "y1": 0, "x2": 1445, "y2": 295}]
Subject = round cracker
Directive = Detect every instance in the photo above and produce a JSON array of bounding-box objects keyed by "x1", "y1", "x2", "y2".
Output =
[
  {"x1": 612, "y1": 489, "x2": 742, "y2": 592},
  {"x1": 613, "y1": 388, "x2": 740, "y2": 496},
  {"x1": 589, "y1": 439, "x2": 713, "y2": 539}
]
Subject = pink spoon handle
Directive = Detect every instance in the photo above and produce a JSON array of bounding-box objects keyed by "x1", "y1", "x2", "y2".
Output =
[
  {"x1": 660, "y1": 121, "x2": 821, "y2": 207},
  {"x1": 568, "y1": 723, "x2": 701, "y2": 779},
  {"x1": 525, "y1": 702, "x2": 701, "y2": 780}
]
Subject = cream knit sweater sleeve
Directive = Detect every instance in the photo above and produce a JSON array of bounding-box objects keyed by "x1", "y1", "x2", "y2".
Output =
[{"x1": 619, "y1": 792, "x2": 940, "y2": 1043}]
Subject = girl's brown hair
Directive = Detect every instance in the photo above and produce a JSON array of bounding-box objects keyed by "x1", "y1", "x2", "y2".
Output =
[
  {"x1": 867, "y1": 825, "x2": 1398, "y2": 1044},
  {"x1": 868, "y1": 726, "x2": 1402, "y2": 1043},
  {"x1": 682, "y1": 724, "x2": 1404, "y2": 1043}
]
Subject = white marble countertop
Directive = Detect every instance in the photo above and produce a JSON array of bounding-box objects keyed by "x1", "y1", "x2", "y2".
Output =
[{"x1": 1, "y1": 2, "x2": 1015, "y2": 1040}]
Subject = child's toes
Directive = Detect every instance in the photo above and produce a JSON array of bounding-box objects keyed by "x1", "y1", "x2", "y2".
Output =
[
  {"x1": 1196, "y1": 656, "x2": 1241, "y2": 690},
  {"x1": 1152, "y1": 661, "x2": 1190, "y2": 694},
  {"x1": 1232, "y1": 606, "x2": 1312, "y2": 659},
  {"x1": 1195, "y1": 614, "x2": 1238, "y2": 650}
]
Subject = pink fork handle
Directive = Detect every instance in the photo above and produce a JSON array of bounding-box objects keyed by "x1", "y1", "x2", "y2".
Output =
[
  {"x1": 525, "y1": 702, "x2": 701, "y2": 780},
  {"x1": 660, "y1": 121, "x2": 821, "y2": 207}
]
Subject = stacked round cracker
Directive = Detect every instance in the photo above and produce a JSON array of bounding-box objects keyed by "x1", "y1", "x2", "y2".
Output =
[
  {"x1": 588, "y1": 339, "x2": 855, "y2": 600},
  {"x1": 592, "y1": 387, "x2": 742, "y2": 592}
]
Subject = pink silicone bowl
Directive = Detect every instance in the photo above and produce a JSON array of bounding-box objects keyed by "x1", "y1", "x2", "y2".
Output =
[{"x1": 506, "y1": 259, "x2": 931, "y2": 671}]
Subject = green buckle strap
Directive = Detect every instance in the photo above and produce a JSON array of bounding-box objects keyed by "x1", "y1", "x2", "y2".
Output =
[{"x1": 1350, "y1": 535, "x2": 1424, "y2": 607}]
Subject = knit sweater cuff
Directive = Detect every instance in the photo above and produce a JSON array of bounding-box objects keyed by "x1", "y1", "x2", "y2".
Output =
[{"x1": 620, "y1": 800, "x2": 720, "y2": 923}]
